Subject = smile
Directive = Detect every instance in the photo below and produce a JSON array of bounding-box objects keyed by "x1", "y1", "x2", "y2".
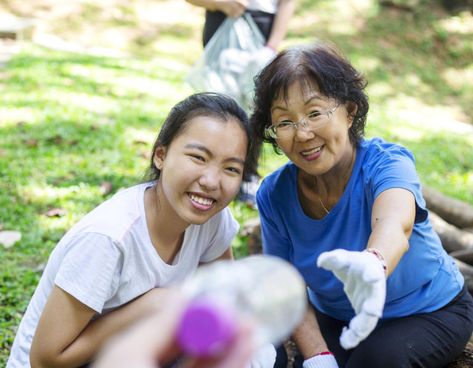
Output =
[
  {"x1": 188, "y1": 193, "x2": 215, "y2": 210},
  {"x1": 301, "y1": 146, "x2": 322, "y2": 156}
]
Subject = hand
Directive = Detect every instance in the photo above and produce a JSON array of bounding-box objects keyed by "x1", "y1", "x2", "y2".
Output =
[
  {"x1": 216, "y1": 0, "x2": 248, "y2": 17},
  {"x1": 303, "y1": 354, "x2": 339, "y2": 368},
  {"x1": 317, "y1": 249, "x2": 386, "y2": 350},
  {"x1": 93, "y1": 292, "x2": 255, "y2": 368},
  {"x1": 247, "y1": 343, "x2": 276, "y2": 368}
]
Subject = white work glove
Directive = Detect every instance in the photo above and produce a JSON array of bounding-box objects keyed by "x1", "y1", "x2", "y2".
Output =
[
  {"x1": 303, "y1": 354, "x2": 339, "y2": 368},
  {"x1": 247, "y1": 343, "x2": 276, "y2": 368},
  {"x1": 317, "y1": 249, "x2": 386, "y2": 350}
]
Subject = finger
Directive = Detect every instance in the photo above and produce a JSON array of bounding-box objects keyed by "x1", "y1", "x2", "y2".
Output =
[
  {"x1": 208, "y1": 320, "x2": 254, "y2": 368},
  {"x1": 317, "y1": 249, "x2": 351, "y2": 270},
  {"x1": 237, "y1": 0, "x2": 249, "y2": 7},
  {"x1": 339, "y1": 312, "x2": 379, "y2": 350}
]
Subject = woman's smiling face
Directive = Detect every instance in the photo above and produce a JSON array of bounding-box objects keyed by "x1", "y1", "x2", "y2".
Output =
[
  {"x1": 154, "y1": 115, "x2": 247, "y2": 227},
  {"x1": 271, "y1": 80, "x2": 355, "y2": 177}
]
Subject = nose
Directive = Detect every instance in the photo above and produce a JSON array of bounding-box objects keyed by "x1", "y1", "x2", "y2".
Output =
[
  {"x1": 296, "y1": 118, "x2": 310, "y2": 130},
  {"x1": 294, "y1": 119, "x2": 315, "y2": 142},
  {"x1": 198, "y1": 166, "x2": 220, "y2": 191}
]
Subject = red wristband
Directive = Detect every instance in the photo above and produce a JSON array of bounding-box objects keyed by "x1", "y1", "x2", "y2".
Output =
[{"x1": 315, "y1": 351, "x2": 334, "y2": 357}]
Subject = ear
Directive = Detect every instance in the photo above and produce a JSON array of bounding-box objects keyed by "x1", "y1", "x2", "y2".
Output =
[
  {"x1": 346, "y1": 102, "x2": 358, "y2": 128},
  {"x1": 153, "y1": 146, "x2": 167, "y2": 170}
]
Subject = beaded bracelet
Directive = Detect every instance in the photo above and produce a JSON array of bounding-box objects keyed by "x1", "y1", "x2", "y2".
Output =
[{"x1": 365, "y1": 248, "x2": 388, "y2": 276}]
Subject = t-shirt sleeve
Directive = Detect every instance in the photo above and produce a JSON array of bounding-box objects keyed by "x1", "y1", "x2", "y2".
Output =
[
  {"x1": 369, "y1": 144, "x2": 428, "y2": 223},
  {"x1": 256, "y1": 180, "x2": 291, "y2": 261},
  {"x1": 55, "y1": 232, "x2": 123, "y2": 313},
  {"x1": 199, "y1": 208, "x2": 239, "y2": 262}
]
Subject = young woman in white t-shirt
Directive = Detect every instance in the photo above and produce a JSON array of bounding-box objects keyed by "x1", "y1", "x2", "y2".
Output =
[{"x1": 8, "y1": 92, "x2": 260, "y2": 368}]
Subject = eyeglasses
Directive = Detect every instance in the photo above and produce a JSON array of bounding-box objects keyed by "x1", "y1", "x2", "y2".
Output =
[{"x1": 264, "y1": 104, "x2": 339, "y2": 140}]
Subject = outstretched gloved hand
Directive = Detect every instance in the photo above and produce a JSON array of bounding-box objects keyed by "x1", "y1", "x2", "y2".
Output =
[{"x1": 317, "y1": 249, "x2": 386, "y2": 350}]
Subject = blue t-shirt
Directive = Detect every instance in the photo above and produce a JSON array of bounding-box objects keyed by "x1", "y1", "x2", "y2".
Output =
[{"x1": 257, "y1": 138, "x2": 464, "y2": 321}]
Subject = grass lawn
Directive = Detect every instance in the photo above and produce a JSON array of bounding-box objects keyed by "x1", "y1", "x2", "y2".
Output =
[{"x1": 0, "y1": 0, "x2": 472, "y2": 364}]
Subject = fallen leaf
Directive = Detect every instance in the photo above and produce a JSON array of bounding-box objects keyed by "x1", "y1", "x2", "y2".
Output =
[
  {"x1": 47, "y1": 134, "x2": 64, "y2": 145},
  {"x1": 0, "y1": 230, "x2": 22, "y2": 248},
  {"x1": 100, "y1": 181, "x2": 113, "y2": 196},
  {"x1": 24, "y1": 138, "x2": 38, "y2": 147},
  {"x1": 44, "y1": 208, "x2": 67, "y2": 217}
]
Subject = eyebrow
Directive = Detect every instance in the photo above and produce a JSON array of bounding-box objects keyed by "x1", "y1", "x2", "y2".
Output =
[
  {"x1": 271, "y1": 94, "x2": 323, "y2": 112},
  {"x1": 184, "y1": 143, "x2": 245, "y2": 166}
]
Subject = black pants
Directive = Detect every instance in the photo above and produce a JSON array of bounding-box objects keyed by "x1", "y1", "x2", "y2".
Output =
[
  {"x1": 292, "y1": 286, "x2": 473, "y2": 368},
  {"x1": 202, "y1": 10, "x2": 275, "y2": 47}
]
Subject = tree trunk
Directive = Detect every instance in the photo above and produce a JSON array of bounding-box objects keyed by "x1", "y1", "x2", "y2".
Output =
[
  {"x1": 429, "y1": 212, "x2": 473, "y2": 253},
  {"x1": 423, "y1": 187, "x2": 473, "y2": 229}
]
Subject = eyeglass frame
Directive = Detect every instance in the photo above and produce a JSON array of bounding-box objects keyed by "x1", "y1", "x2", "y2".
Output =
[{"x1": 264, "y1": 104, "x2": 340, "y2": 140}]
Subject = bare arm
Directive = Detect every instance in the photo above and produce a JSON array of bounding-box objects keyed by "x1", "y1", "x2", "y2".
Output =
[
  {"x1": 186, "y1": 0, "x2": 248, "y2": 17},
  {"x1": 266, "y1": 0, "x2": 296, "y2": 50},
  {"x1": 30, "y1": 286, "x2": 174, "y2": 368},
  {"x1": 292, "y1": 305, "x2": 329, "y2": 359},
  {"x1": 367, "y1": 188, "x2": 416, "y2": 275}
]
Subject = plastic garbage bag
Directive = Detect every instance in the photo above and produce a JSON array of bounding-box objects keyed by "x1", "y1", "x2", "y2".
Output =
[{"x1": 186, "y1": 13, "x2": 270, "y2": 111}]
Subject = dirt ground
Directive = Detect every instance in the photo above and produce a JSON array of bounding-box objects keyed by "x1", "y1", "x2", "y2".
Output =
[{"x1": 0, "y1": 0, "x2": 202, "y2": 55}]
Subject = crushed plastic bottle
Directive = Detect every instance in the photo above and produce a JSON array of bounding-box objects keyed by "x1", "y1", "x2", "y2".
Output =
[{"x1": 177, "y1": 255, "x2": 307, "y2": 357}]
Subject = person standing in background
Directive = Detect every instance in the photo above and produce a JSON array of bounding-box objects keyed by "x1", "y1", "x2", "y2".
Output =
[
  {"x1": 188, "y1": 0, "x2": 295, "y2": 52},
  {"x1": 186, "y1": 0, "x2": 296, "y2": 208}
]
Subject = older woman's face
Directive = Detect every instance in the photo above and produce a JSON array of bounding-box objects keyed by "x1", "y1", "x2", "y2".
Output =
[{"x1": 270, "y1": 81, "x2": 354, "y2": 177}]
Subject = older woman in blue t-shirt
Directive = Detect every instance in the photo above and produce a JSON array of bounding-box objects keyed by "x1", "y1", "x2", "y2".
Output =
[{"x1": 250, "y1": 42, "x2": 473, "y2": 368}]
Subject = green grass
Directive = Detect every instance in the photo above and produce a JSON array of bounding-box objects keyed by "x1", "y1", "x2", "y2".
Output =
[{"x1": 0, "y1": 0, "x2": 472, "y2": 364}]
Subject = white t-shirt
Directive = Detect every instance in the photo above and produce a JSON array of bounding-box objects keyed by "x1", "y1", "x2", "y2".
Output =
[
  {"x1": 248, "y1": 0, "x2": 279, "y2": 14},
  {"x1": 7, "y1": 182, "x2": 238, "y2": 368}
]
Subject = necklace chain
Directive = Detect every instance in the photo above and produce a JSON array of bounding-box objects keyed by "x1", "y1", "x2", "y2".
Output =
[
  {"x1": 319, "y1": 196, "x2": 330, "y2": 215},
  {"x1": 315, "y1": 147, "x2": 356, "y2": 216}
]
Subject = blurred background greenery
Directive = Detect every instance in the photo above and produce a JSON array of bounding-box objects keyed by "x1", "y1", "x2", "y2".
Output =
[{"x1": 0, "y1": 0, "x2": 472, "y2": 364}]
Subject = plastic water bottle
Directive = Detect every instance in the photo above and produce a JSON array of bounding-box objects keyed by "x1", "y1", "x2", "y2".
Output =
[{"x1": 177, "y1": 255, "x2": 307, "y2": 357}]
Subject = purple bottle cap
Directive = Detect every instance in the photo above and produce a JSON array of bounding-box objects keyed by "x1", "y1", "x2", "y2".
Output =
[{"x1": 177, "y1": 298, "x2": 236, "y2": 357}]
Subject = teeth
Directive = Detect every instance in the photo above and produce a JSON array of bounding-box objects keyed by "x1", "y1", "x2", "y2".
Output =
[
  {"x1": 302, "y1": 146, "x2": 322, "y2": 156},
  {"x1": 189, "y1": 194, "x2": 214, "y2": 206}
]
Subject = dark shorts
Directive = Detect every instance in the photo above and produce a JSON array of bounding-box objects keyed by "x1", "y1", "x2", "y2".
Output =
[{"x1": 293, "y1": 285, "x2": 473, "y2": 368}]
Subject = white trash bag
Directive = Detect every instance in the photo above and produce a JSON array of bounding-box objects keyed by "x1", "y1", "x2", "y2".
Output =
[{"x1": 187, "y1": 13, "x2": 272, "y2": 110}]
